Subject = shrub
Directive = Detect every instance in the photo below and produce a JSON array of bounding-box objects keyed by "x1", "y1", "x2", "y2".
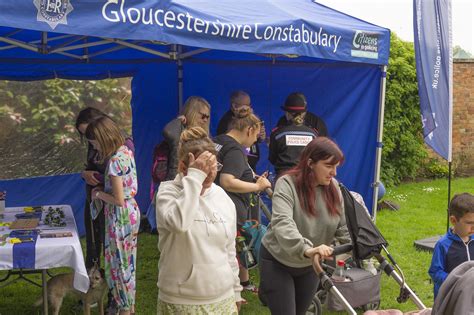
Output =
[{"x1": 381, "y1": 33, "x2": 428, "y2": 186}]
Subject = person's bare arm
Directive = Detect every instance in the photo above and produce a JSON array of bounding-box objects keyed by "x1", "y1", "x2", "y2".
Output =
[{"x1": 219, "y1": 173, "x2": 271, "y2": 193}]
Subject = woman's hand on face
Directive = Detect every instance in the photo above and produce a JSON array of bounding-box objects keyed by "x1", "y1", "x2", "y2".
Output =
[
  {"x1": 188, "y1": 151, "x2": 216, "y2": 176},
  {"x1": 304, "y1": 244, "x2": 334, "y2": 259},
  {"x1": 82, "y1": 170, "x2": 100, "y2": 186}
]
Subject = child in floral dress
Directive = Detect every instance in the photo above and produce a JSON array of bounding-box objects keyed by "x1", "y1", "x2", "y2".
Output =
[{"x1": 86, "y1": 116, "x2": 140, "y2": 315}]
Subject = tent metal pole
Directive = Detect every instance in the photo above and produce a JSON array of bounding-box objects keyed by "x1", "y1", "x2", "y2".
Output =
[
  {"x1": 180, "y1": 48, "x2": 210, "y2": 59},
  {"x1": 176, "y1": 45, "x2": 184, "y2": 110},
  {"x1": 0, "y1": 36, "x2": 38, "y2": 52},
  {"x1": 0, "y1": 34, "x2": 74, "y2": 51},
  {"x1": 50, "y1": 39, "x2": 112, "y2": 53},
  {"x1": 372, "y1": 65, "x2": 388, "y2": 223},
  {"x1": 40, "y1": 32, "x2": 47, "y2": 54},
  {"x1": 113, "y1": 39, "x2": 171, "y2": 59}
]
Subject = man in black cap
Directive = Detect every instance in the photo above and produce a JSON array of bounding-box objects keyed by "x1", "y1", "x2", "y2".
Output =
[
  {"x1": 276, "y1": 93, "x2": 328, "y2": 137},
  {"x1": 269, "y1": 92, "x2": 320, "y2": 177}
]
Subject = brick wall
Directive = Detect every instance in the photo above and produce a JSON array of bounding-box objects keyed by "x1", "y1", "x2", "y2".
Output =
[{"x1": 452, "y1": 59, "x2": 474, "y2": 174}]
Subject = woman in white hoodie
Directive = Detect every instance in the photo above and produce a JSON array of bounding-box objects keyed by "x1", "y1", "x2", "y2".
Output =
[{"x1": 156, "y1": 127, "x2": 243, "y2": 314}]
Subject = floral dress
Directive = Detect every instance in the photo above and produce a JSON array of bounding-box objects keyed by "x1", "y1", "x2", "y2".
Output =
[{"x1": 104, "y1": 145, "x2": 140, "y2": 311}]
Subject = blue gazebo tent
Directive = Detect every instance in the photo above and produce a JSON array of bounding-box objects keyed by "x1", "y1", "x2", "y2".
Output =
[{"x1": 0, "y1": 0, "x2": 390, "y2": 234}]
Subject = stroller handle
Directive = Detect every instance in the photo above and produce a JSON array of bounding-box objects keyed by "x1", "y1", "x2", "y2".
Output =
[
  {"x1": 312, "y1": 254, "x2": 324, "y2": 275},
  {"x1": 332, "y1": 243, "x2": 353, "y2": 256},
  {"x1": 312, "y1": 244, "x2": 353, "y2": 275}
]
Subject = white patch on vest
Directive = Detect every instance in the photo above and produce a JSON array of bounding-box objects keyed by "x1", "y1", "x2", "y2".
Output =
[{"x1": 285, "y1": 135, "x2": 313, "y2": 146}]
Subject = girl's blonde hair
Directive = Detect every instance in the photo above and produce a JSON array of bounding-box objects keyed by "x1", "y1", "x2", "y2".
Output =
[
  {"x1": 85, "y1": 116, "x2": 124, "y2": 162},
  {"x1": 181, "y1": 96, "x2": 211, "y2": 133},
  {"x1": 228, "y1": 111, "x2": 261, "y2": 132},
  {"x1": 178, "y1": 127, "x2": 216, "y2": 167}
]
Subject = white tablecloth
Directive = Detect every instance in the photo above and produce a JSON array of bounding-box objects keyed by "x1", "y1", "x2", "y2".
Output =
[{"x1": 0, "y1": 205, "x2": 89, "y2": 292}]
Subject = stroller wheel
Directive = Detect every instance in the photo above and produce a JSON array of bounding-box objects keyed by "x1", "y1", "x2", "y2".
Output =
[
  {"x1": 361, "y1": 300, "x2": 380, "y2": 311},
  {"x1": 306, "y1": 291, "x2": 324, "y2": 315}
]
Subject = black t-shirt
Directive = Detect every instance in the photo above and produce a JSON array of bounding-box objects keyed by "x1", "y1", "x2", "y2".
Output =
[
  {"x1": 277, "y1": 111, "x2": 329, "y2": 137},
  {"x1": 217, "y1": 110, "x2": 260, "y2": 171},
  {"x1": 214, "y1": 134, "x2": 255, "y2": 226}
]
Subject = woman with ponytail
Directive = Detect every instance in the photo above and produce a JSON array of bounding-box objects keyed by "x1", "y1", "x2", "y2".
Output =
[
  {"x1": 156, "y1": 127, "x2": 243, "y2": 314},
  {"x1": 214, "y1": 111, "x2": 272, "y2": 293},
  {"x1": 259, "y1": 137, "x2": 350, "y2": 315},
  {"x1": 269, "y1": 92, "x2": 319, "y2": 178}
]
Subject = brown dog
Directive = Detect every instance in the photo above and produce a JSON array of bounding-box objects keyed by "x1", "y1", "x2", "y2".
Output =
[{"x1": 34, "y1": 266, "x2": 108, "y2": 315}]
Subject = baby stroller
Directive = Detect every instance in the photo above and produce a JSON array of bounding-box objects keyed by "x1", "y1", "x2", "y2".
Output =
[{"x1": 305, "y1": 183, "x2": 428, "y2": 315}]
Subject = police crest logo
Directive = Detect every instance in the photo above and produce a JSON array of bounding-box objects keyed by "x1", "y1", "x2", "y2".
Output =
[{"x1": 34, "y1": 0, "x2": 74, "y2": 30}]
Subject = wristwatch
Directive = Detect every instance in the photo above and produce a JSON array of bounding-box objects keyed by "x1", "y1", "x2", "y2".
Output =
[{"x1": 95, "y1": 191, "x2": 100, "y2": 198}]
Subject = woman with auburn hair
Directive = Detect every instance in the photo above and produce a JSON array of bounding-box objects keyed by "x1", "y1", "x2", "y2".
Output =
[
  {"x1": 156, "y1": 127, "x2": 243, "y2": 314},
  {"x1": 86, "y1": 116, "x2": 140, "y2": 315},
  {"x1": 259, "y1": 137, "x2": 350, "y2": 315},
  {"x1": 214, "y1": 111, "x2": 272, "y2": 294},
  {"x1": 162, "y1": 96, "x2": 211, "y2": 181}
]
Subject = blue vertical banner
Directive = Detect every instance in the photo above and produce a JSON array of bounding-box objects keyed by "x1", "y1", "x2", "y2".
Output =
[{"x1": 413, "y1": 0, "x2": 453, "y2": 161}]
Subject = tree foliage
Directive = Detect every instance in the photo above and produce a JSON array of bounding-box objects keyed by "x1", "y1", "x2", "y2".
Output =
[
  {"x1": 0, "y1": 79, "x2": 131, "y2": 179},
  {"x1": 381, "y1": 33, "x2": 427, "y2": 186}
]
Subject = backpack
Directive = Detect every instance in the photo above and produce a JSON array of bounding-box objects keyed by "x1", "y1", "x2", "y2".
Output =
[
  {"x1": 151, "y1": 140, "x2": 170, "y2": 184},
  {"x1": 150, "y1": 140, "x2": 170, "y2": 196},
  {"x1": 237, "y1": 219, "x2": 267, "y2": 269}
]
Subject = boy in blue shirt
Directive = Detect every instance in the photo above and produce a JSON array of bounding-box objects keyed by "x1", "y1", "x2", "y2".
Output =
[{"x1": 429, "y1": 193, "x2": 474, "y2": 297}]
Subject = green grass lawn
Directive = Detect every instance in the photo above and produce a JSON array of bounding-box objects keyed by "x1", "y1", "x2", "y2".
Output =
[{"x1": 1, "y1": 176, "x2": 472, "y2": 314}]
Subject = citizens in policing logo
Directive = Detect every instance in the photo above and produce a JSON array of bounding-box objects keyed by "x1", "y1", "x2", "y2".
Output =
[
  {"x1": 34, "y1": 0, "x2": 74, "y2": 30},
  {"x1": 351, "y1": 30, "x2": 379, "y2": 59}
]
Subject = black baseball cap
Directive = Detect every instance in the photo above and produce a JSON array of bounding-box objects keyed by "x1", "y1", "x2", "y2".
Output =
[{"x1": 281, "y1": 93, "x2": 307, "y2": 113}]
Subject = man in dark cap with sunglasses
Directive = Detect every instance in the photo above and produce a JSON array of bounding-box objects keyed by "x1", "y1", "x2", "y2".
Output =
[
  {"x1": 217, "y1": 90, "x2": 266, "y2": 172},
  {"x1": 276, "y1": 93, "x2": 328, "y2": 137},
  {"x1": 269, "y1": 92, "x2": 321, "y2": 177}
]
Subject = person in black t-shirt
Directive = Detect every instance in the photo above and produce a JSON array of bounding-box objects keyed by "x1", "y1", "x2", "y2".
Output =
[
  {"x1": 217, "y1": 90, "x2": 266, "y2": 171},
  {"x1": 276, "y1": 94, "x2": 328, "y2": 137},
  {"x1": 269, "y1": 93, "x2": 318, "y2": 177},
  {"x1": 214, "y1": 111, "x2": 271, "y2": 294}
]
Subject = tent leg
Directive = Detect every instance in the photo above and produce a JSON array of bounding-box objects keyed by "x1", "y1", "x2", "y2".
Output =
[
  {"x1": 176, "y1": 45, "x2": 184, "y2": 111},
  {"x1": 372, "y1": 65, "x2": 388, "y2": 223},
  {"x1": 171, "y1": 44, "x2": 184, "y2": 111}
]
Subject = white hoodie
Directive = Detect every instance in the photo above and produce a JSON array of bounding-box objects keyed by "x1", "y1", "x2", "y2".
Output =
[{"x1": 156, "y1": 168, "x2": 242, "y2": 305}]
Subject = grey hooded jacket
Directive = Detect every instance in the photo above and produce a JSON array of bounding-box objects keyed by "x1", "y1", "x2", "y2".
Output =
[{"x1": 432, "y1": 260, "x2": 474, "y2": 315}]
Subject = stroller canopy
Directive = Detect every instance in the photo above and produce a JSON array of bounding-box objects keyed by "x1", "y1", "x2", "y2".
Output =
[{"x1": 340, "y1": 183, "x2": 388, "y2": 260}]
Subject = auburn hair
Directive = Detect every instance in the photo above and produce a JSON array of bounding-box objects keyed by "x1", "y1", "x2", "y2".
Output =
[{"x1": 285, "y1": 137, "x2": 344, "y2": 217}]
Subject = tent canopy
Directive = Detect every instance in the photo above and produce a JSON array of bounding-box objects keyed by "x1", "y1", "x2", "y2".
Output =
[
  {"x1": 0, "y1": 0, "x2": 390, "y2": 235},
  {"x1": 0, "y1": 0, "x2": 389, "y2": 79}
]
